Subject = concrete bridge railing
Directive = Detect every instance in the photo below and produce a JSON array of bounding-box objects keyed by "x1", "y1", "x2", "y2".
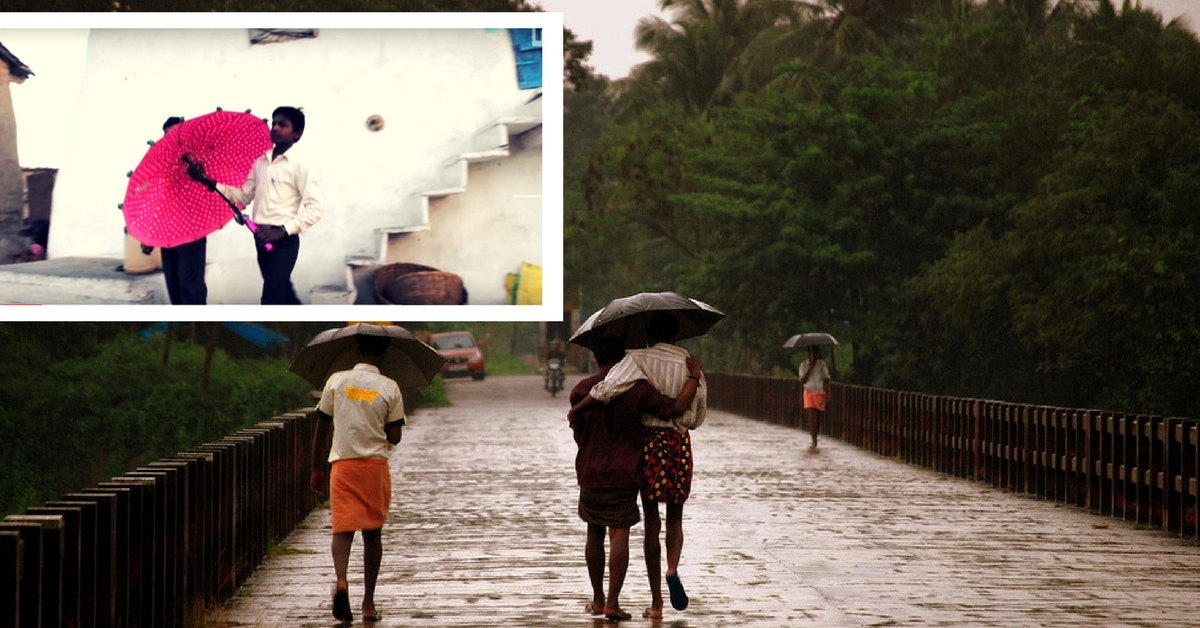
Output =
[
  {"x1": 706, "y1": 373, "x2": 1199, "y2": 540},
  {"x1": 0, "y1": 408, "x2": 321, "y2": 628}
]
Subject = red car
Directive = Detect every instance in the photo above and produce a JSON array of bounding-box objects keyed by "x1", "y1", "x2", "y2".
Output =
[{"x1": 430, "y1": 331, "x2": 486, "y2": 380}]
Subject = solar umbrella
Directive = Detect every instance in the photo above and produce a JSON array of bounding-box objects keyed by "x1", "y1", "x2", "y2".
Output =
[
  {"x1": 783, "y1": 332, "x2": 839, "y2": 348},
  {"x1": 123, "y1": 110, "x2": 272, "y2": 248},
  {"x1": 569, "y1": 291, "x2": 725, "y2": 350},
  {"x1": 288, "y1": 323, "x2": 447, "y2": 390}
]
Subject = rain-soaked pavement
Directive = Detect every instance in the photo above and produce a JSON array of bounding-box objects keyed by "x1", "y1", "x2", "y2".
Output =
[{"x1": 218, "y1": 375, "x2": 1200, "y2": 627}]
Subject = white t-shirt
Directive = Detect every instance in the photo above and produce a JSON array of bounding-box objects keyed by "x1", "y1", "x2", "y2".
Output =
[
  {"x1": 798, "y1": 359, "x2": 831, "y2": 393},
  {"x1": 318, "y1": 363, "x2": 406, "y2": 462}
]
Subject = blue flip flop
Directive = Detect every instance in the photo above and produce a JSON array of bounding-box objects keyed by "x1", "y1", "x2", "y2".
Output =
[{"x1": 666, "y1": 573, "x2": 689, "y2": 611}]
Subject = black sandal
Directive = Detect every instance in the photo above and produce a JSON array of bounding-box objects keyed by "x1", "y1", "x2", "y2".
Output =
[{"x1": 332, "y1": 585, "x2": 353, "y2": 622}]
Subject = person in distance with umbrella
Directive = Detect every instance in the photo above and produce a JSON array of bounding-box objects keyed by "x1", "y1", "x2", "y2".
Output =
[
  {"x1": 188, "y1": 106, "x2": 323, "y2": 304},
  {"x1": 309, "y1": 334, "x2": 405, "y2": 624},
  {"x1": 569, "y1": 336, "x2": 703, "y2": 622},
  {"x1": 798, "y1": 345, "x2": 832, "y2": 450},
  {"x1": 158, "y1": 116, "x2": 208, "y2": 305}
]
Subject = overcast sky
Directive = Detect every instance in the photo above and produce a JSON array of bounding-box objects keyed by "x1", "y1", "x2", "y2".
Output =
[
  {"x1": 535, "y1": 0, "x2": 1198, "y2": 80},
  {"x1": 2, "y1": 2, "x2": 1199, "y2": 167}
]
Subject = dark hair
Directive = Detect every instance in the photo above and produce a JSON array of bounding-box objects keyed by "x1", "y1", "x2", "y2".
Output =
[
  {"x1": 647, "y1": 312, "x2": 680, "y2": 344},
  {"x1": 591, "y1": 336, "x2": 626, "y2": 367},
  {"x1": 273, "y1": 106, "x2": 305, "y2": 136},
  {"x1": 356, "y1": 334, "x2": 390, "y2": 357},
  {"x1": 162, "y1": 116, "x2": 184, "y2": 132}
]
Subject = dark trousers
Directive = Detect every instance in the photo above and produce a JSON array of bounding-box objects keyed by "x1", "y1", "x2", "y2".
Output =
[
  {"x1": 161, "y1": 237, "x2": 207, "y2": 305},
  {"x1": 257, "y1": 232, "x2": 302, "y2": 305}
]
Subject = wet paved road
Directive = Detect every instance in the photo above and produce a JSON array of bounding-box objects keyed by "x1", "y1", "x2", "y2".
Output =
[{"x1": 219, "y1": 375, "x2": 1200, "y2": 627}]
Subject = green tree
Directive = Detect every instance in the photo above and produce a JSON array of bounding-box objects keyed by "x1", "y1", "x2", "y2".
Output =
[
  {"x1": 0, "y1": 330, "x2": 312, "y2": 516},
  {"x1": 631, "y1": 0, "x2": 808, "y2": 112},
  {"x1": 564, "y1": 0, "x2": 1200, "y2": 420},
  {"x1": 911, "y1": 2, "x2": 1200, "y2": 413}
]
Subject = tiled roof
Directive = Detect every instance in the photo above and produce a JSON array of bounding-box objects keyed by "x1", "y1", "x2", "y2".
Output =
[{"x1": 0, "y1": 40, "x2": 34, "y2": 81}]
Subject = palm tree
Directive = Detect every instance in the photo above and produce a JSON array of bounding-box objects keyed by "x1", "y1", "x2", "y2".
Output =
[
  {"x1": 733, "y1": 0, "x2": 943, "y2": 98},
  {"x1": 632, "y1": 0, "x2": 808, "y2": 112},
  {"x1": 796, "y1": 0, "x2": 935, "y2": 67}
]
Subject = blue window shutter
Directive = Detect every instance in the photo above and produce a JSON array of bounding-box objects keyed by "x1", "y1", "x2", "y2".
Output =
[{"x1": 508, "y1": 29, "x2": 543, "y2": 90}]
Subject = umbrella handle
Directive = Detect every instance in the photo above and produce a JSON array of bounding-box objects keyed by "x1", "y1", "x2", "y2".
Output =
[
  {"x1": 211, "y1": 188, "x2": 272, "y2": 252},
  {"x1": 245, "y1": 219, "x2": 274, "y2": 252},
  {"x1": 182, "y1": 154, "x2": 273, "y2": 253}
]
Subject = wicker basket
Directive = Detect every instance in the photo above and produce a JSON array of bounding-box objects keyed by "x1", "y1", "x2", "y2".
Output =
[{"x1": 373, "y1": 263, "x2": 467, "y2": 305}]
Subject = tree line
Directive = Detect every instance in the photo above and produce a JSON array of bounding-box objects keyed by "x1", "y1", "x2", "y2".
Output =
[
  {"x1": 564, "y1": 0, "x2": 1200, "y2": 418},
  {"x1": 0, "y1": 322, "x2": 323, "y2": 516},
  {"x1": 0, "y1": 320, "x2": 545, "y2": 517}
]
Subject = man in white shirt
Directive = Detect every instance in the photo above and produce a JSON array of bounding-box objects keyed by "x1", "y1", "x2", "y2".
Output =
[
  {"x1": 309, "y1": 334, "x2": 404, "y2": 623},
  {"x1": 189, "y1": 106, "x2": 323, "y2": 304},
  {"x1": 798, "y1": 346, "x2": 832, "y2": 449},
  {"x1": 570, "y1": 312, "x2": 705, "y2": 618}
]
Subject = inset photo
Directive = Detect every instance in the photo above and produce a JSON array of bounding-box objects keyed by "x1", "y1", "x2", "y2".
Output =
[{"x1": 0, "y1": 13, "x2": 562, "y2": 320}]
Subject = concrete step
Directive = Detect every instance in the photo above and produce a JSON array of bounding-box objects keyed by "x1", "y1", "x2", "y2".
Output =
[{"x1": 0, "y1": 257, "x2": 167, "y2": 305}]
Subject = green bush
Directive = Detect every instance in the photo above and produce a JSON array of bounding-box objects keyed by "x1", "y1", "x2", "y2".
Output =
[
  {"x1": 418, "y1": 376, "x2": 452, "y2": 407},
  {"x1": 0, "y1": 333, "x2": 311, "y2": 517},
  {"x1": 480, "y1": 342, "x2": 535, "y2": 376}
]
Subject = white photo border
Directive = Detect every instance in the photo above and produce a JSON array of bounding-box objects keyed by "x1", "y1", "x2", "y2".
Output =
[{"x1": 0, "y1": 12, "x2": 564, "y2": 323}]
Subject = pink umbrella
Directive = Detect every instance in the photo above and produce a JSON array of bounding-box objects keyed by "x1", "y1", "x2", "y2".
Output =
[{"x1": 123, "y1": 110, "x2": 272, "y2": 248}]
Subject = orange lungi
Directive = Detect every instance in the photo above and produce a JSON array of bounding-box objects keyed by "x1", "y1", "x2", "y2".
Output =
[
  {"x1": 803, "y1": 390, "x2": 828, "y2": 411},
  {"x1": 330, "y1": 458, "x2": 391, "y2": 533}
]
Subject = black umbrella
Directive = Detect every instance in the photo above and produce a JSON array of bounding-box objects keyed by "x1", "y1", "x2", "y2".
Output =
[
  {"x1": 782, "y1": 332, "x2": 839, "y2": 349},
  {"x1": 569, "y1": 291, "x2": 725, "y2": 350},
  {"x1": 288, "y1": 323, "x2": 446, "y2": 389}
]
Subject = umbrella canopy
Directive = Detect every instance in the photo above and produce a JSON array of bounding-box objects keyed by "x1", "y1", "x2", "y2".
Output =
[
  {"x1": 783, "y1": 332, "x2": 839, "y2": 349},
  {"x1": 123, "y1": 110, "x2": 271, "y2": 248},
  {"x1": 288, "y1": 324, "x2": 447, "y2": 390},
  {"x1": 569, "y1": 291, "x2": 725, "y2": 350}
]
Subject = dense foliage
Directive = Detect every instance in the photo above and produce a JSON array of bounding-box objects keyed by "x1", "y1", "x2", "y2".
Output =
[
  {"x1": 0, "y1": 325, "x2": 313, "y2": 516},
  {"x1": 0, "y1": 321, "x2": 539, "y2": 515},
  {"x1": 566, "y1": 0, "x2": 1200, "y2": 417}
]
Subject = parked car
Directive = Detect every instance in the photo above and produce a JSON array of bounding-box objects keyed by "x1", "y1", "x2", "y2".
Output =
[{"x1": 429, "y1": 331, "x2": 486, "y2": 380}]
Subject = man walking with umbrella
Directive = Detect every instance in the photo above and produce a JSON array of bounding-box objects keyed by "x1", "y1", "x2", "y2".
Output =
[
  {"x1": 189, "y1": 106, "x2": 322, "y2": 304},
  {"x1": 798, "y1": 345, "x2": 832, "y2": 450},
  {"x1": 309, "y1": 333, "x2": 405, "y2": 624},
  {"x1": 783, "y1": 333, "x2": 838, "y2": 450}
]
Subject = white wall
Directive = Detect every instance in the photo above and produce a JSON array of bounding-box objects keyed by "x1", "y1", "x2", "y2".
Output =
[
  {"x1": 385, "y1": 125, "x2": 543, "y2": 305},
  {"x1": 49, "y1": 28, "x2": 535, "y2": 304}
]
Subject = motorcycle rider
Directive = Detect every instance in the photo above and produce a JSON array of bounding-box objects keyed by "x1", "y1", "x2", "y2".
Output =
[{"x1": 545, "y1": 337, "x2": 567, "y2": 392}]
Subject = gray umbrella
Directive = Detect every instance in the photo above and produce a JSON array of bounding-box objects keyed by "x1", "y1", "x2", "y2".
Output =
[
  {"x1": 569, "y1": 291, "x2": 725, "y2": 350},
  {"x1": 288, "y1": 323, "x2": 446, "y2": 389},
  {"x1": 783, "y1": 332, "x2": 839, "y2": 349}
]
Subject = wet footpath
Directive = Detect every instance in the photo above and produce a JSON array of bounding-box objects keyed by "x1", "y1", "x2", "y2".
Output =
[{"x1": 219, "y1": 375, "x2": 1200, "y2": 627}]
